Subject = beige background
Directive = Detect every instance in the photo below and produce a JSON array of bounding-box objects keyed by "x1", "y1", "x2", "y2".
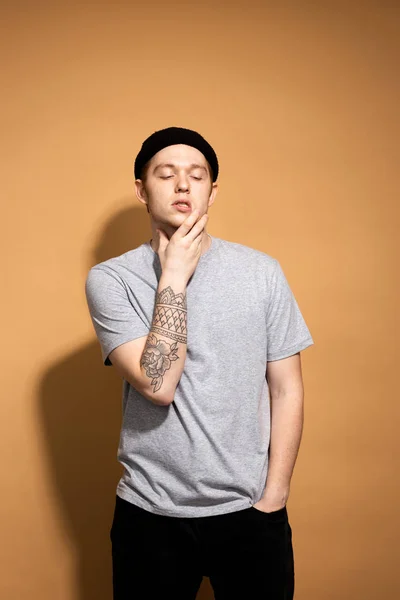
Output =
[{"x1": 1, "y1": 1, "x2": 398, "y2": 599}]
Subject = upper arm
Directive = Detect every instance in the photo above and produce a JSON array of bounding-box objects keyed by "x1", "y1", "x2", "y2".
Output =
[
  {"x1": 84, "y1": 266, "x2": 173, "y2": 406},
  {"x1": 265, "y1": 259, "x2": 314, "y2": 397},
  {"x1": 85, "y1": 266, "x2": 150, "y2": 366},
  {"x1": 266, "y1": 259, "x2": 314, "y2": 362},
  {"x1": 266, "y1": 352, "x2": 304, "y2": 397}
]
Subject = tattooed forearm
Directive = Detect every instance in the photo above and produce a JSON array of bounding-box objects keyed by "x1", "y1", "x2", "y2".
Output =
[
  {"x1": 151, "y1": 286, "x2": 187, "y2": 343},
  {"x1": 140, "y1": 334, "x2": 180, "y2": 393},
  {"x1": 140, "y1": 286, "x2": 187, "y2": 394}
]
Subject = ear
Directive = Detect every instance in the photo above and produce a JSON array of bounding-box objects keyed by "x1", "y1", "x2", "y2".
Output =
[
  {"x1": 134, "y1": 179, "x2": 148, "y2": 207},
  {"x1": 208, "y1": 182, "x2": 218, "y2": 208}
]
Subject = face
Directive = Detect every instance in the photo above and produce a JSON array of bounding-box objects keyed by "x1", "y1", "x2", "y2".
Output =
[{"x1": 135, "y1": 144, "x2": 218, "y2": 235}]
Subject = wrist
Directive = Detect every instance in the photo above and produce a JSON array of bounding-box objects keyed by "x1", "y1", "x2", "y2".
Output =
[
  {"x1": 262, "y1": 483, "x2": 290, "y2": 502},
  {"x1": 160, "y1": 271, "x2": 188, "y2": 289}
]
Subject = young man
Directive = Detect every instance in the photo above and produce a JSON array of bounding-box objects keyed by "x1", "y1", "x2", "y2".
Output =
[{"x1": 85, "y1": 126, "x2": 314, "y2": 599}]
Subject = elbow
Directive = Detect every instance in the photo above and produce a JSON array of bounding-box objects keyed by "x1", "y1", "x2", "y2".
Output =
[
  {"x1": 156, "y1": 398, "x2": 174, "y2": 407},
  {"x1": 134, "y1": 364, "x2": 174, "y2": 406},
  {"x1": 150, "y1": 394, "x2": 173, "y2": 407},
  {"x1": 137, "y1": 385, "x2": 174, "y2": 407},
  {"x1": 151, "y1": 390, "x2": 175, "y2": 406}
]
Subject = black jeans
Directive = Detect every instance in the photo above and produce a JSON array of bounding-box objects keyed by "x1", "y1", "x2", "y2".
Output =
[{"x1": 110, "y1": 494, "x2": 294, "y2": 599}]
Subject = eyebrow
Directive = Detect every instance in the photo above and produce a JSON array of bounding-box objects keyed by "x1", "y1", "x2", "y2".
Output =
[{"x1": 153, "y1": 162, "x2": 208, "y2": 173}]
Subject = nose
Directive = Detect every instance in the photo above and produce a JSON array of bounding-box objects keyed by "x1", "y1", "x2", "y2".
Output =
[{"x1": 175, "y1": 172, "x2": 189, "y2": 193}]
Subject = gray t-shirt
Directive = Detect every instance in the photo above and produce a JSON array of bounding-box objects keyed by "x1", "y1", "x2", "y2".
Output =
[{"x1": 85, "y1": 235, "x2": 314, "y2": 518}]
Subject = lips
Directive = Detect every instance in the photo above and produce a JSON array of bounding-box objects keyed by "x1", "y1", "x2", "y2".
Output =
[{"x1": 173, "y1": 200, "x2": 192, "y2": 208}]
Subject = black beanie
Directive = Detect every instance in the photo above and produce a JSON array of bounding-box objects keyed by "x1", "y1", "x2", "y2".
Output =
[{"x1": 134, "y1": 126, "x2": 219, "y2": 182}]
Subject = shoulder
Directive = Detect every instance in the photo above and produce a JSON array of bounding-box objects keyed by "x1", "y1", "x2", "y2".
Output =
[
  {"x1": 217, "y1": 237, "x2": 277, "y2": 272},
  {"x1": 85, "y1": 243, "x2": 149, "y2": 286}
]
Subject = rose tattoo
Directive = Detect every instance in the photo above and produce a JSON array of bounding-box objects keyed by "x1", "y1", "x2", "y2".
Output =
[{"x1": 140, "y1": 334, "x2": 180, "y2": 393}]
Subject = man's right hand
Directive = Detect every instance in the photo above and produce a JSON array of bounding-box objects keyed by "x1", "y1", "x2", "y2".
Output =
[{"x1": 153, "y1": 209, "x2": 209, "y2": 283}]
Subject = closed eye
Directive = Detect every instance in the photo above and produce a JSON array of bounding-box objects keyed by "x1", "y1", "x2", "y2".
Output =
[{"x1": 159, "y1": 175, "x2": 203, "y2": 180}]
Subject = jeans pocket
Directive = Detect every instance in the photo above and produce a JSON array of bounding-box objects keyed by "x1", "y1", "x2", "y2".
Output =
[{"x1": 249, "y1": 505, "x2": 287, "y2": 522}]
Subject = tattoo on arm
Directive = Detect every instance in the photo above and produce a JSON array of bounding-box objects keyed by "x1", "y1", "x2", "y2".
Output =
[{"x1": 140, "y1": 286, "x2": 187, "y2": 393}]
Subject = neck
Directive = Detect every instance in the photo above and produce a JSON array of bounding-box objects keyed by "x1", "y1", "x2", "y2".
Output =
[{"x1": 150, "y1": 231, "x2": 212, "y2": 254}]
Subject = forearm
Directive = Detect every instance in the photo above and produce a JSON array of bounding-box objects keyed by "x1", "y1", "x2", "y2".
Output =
[
  {"x1": 140, "y1": 272, "x2": 188, "y2": 405},
  {"x1": 262, "y1": 391, "x2": 304, "y2": 501}
]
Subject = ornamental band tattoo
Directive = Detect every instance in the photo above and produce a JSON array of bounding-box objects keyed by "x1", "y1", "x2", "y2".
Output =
[{"x1": 140, "y1": 286, "x2": 187, "y2": 393}]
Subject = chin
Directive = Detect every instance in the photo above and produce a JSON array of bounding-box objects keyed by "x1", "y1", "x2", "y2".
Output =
[
  {"x1": 156, "y1": 215, "x2": 183, "y2": 231},
  {"x1": 169, "y1": 212, "x2": 187, "y2": 222}
]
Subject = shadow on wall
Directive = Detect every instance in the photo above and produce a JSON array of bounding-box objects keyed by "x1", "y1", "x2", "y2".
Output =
[{"x1": 37, "y1": 198, "x2": 213, "y2": 600}]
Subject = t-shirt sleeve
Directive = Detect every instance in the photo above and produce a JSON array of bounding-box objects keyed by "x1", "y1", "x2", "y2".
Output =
[
  {"x1": 85, "y1": 266, "x2": 150, "y2": 366},
  {"x1": 266, "y1": 259, "x2": 314, "y2": 361}
]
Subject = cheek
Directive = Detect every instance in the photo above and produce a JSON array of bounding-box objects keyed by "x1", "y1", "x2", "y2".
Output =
[
  {"x1": 147, "y1": 187, "x2": 167, "y2": 204},
  {"x1": 200, "y1": 185, "x2": 213, "y2": 201},
  {"x1": 152, "y1": 182, "x2": 173, "y2": 196}
]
